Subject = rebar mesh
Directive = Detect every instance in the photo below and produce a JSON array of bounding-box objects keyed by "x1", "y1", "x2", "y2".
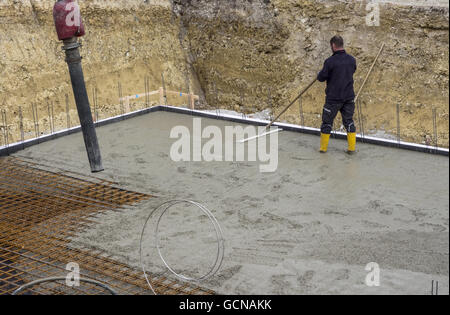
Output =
[{"x1": 0, "y1": 156, "x2": 214, "y2": 295}]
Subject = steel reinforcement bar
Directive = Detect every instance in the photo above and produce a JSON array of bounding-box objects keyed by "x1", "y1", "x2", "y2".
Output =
[{"x1": 0, "y1": 156, "x2": 214, "y2": 295}]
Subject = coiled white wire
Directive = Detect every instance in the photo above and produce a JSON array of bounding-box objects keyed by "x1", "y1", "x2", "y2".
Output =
[
  {"x1": 12, "y1": 277, "x2": 118, "y2": 295},
  {"x1": 139, "y1": 200, "x2": 225, "y2": 295}
]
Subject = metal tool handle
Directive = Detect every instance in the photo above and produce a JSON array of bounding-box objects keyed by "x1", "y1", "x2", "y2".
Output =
[
  {"x1": 266, "y1": 78, "x2": 317, "y2": 129},
  {"x1": 354, "y1": 43, "x2": 385, "y2": 104}
]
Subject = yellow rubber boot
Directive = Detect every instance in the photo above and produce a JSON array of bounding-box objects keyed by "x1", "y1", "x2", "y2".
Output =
[
  {"x1": 320, "y1": 133, "x2": 331, "y2": 153},
  {"x1": 347, "y1": 132, "x2": 356, "y2": 154}
]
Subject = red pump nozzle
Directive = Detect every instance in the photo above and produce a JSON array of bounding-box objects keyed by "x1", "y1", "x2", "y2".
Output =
[{"x1": 53, "y1": 0, "x2": 85, "y2": 41}]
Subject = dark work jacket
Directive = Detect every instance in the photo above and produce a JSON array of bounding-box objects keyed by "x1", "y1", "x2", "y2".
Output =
[{"x1": 317, "y1": 50, "x2": 357, "y2": 104}]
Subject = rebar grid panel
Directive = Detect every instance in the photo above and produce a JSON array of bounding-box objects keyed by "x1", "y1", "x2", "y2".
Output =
[{"x1": 0, "y1": 156, "x2": 215, "y2": 296}]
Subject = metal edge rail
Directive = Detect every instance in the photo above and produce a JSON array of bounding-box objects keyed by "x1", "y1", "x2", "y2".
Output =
[{"x1": 1, "y1": 105, "x2": 448, "y2": 157}]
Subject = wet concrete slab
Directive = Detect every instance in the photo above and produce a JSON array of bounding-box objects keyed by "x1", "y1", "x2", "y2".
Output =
[{"x1": 15, "y1": 111, "x2": 449, "y2": 295}]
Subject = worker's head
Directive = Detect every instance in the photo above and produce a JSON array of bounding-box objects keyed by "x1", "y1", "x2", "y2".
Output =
[{"x1": 330, "y1": 35, "x2": 344, "y2": 52}]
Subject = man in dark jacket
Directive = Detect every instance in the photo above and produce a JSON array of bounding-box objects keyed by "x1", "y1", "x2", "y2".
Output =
[{"x1": 317, "y1": 35, "x2": 357, "y2": 154}]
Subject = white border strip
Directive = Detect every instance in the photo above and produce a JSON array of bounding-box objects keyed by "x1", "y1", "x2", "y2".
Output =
[
  {"x1": 0, "y1": 125, "x2": 80, "y2": 151},
  {"x1": 1, "y1": 105, "x2": 448, "y2": 156},
  {"x1": 161, "y1": 105, "x2": 449, "y2": 155},
  {"x1": 0, "y1": 106, "x2": 160, "y2": 152}
]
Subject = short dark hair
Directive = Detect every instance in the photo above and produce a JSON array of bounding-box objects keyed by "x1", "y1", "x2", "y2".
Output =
[{"x1": 330, "y1": 35, "x2": 344, "y2": 48}]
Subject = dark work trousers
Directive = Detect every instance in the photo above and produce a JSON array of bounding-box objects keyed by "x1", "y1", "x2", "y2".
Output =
[{"x1": 321, "y1": 100, "x2": 357, "y2": 134}]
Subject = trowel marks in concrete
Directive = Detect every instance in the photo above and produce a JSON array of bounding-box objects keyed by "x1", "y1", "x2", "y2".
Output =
[{"x1": 17, "y1": 111, "x2": 449, "y2": 295}]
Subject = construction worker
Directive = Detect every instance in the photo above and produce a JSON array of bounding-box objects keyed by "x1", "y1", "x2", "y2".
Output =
[{"x1": 317, "y1": 35, "x2": 357, "y2": 154}]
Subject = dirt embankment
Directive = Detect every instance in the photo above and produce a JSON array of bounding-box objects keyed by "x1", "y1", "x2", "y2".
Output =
[
  {"x1": 0, "y1": 0, "x2": 198, "y2": 143},
  {"x1": 0, "y1": 0, "x2": 449, "y2": 147},
  {"x1": 174, "y1": 0, "x2": 449, "y2": 146}
]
